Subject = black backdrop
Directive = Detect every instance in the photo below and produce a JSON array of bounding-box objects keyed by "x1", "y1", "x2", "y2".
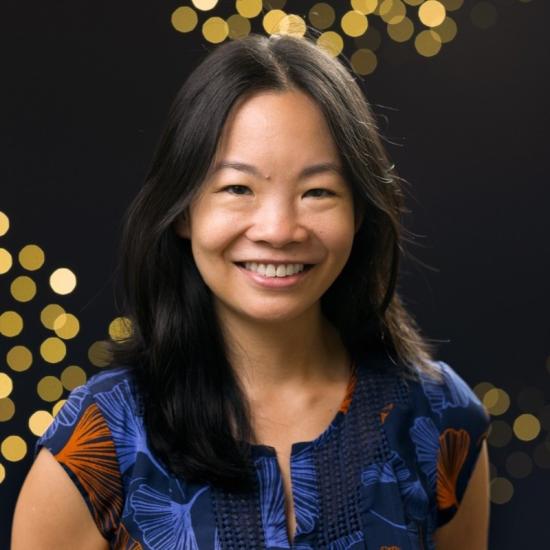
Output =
[{"x1": 1, "y1": 1, "x2": 549, "y2": 547}]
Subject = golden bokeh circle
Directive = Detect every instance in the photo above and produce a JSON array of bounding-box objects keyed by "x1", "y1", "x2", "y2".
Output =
[
  {"x1": 263, "y1": 9, "x2": 287, "y2": 34},
  {"x1": 341, "y1": 10, "x2": 369, "y2": 37},
  {"x1": 18, "y1": 244, "x2": 45, "y2": 271},
  {"x1": 171, "y1": 6, "x2": 199, "y2": 33},
  {"x1": 0, "y1": 211, "x2": 9, "y2": 236},
  {"x1": 309, "y1": 3, "x2": 336, "y2": 30},
  {"x1": 227, "y1": 14, "x2": 251, "y2": 39},
  {"x1": 439, "y1": 0, "x2": 463, "y2": 10},
  {"x1": 0, "y1": 398, "x2": 15, "y2": 422},
  {"x1": 191, "y1": 0, "x2": 218, "y2": 10},
  {"x1": 6, "y1": 345, "x2": 33, "y2": 372},
  {"x1": 1, "y1": 435, "x2": 27, "y2": 462},
  {"x1": 387, "y1": 16, "x2": 414, "y2": 42},
  {"x1": 483, "y1": 388, "x2": 510, "y2": 416},
  {"x1": 40, "y1": 303, "x2": 66, "y2": 330},
  {"x1": 277, "y1": 14, "x2": 307, "y2": 37},
  {"x1": 53, "y1": 312, "x2": 80, "y2": 339},
  {"x1": 10, "y1": 275, "x2": 37, "y2": 303},
  {"x1": 352, "y1": 0, "x2": 378, "y2": 14},
  {"x1": 487, "y1": 419, "x2": 512, "y2": 448},
  {"x1": 317, "y1": 31, "x2": 344, "y2": 57},
  {"x1": 29, "y1": 410, "x2": 55, "y2": 437},
  {"x1": 0, "y1": 373, "x2": 13, "y2": 399},
  {"x1": 40, "y1": 336, "x2": 67, "y2": 363},
  {"x1": 236, "y1": 0, "x2": 262, "y2": 19},
  {"x1": 61, "y1": 365, "x2": 87, "y2": 390},
  {"x1": 0, "y1": 311, "x2": 24, "y2": 337},
  {"x1": 490, "y1": 477, "x2": 514, "y2": 504},
  {"x1": 380, "y1": 0, "x2": 407, "y2": 24},
  {"x1": 202, "y1": 16, "x2": 229, "y2": 43},
  {"x1": 433, "y1": 16, "x2": 458, "y2": 43},
  {"x1": 414, "y1": 29, "x2": 442, "y2": 57},
  {"x1": 52, "y1": 399, "x2": 67, "y2": 416},
  {"x1": 354, "y1": 26, "x2": 382, "y2": 51},
  {"x1": 0, "y1": 248, "x2": 13, "y2": 275},
  {"x1": 37, "y1": 376, "x2": 64, "y2": 402},
  {"x1": 513, "y1": 413, "x2": 541, "y2": 441},
  {"x1": 505, "y1": 451, "x2": 533, "y2": 479},
  {"x1": 418, "y1": 0, "x2": 446, "y2": 27},
  {"x1": 88, "y1": 340, "x2": 112, "y2": 367},
  {"x1": 49, "y1": 267, "x2": 77, "y2": 295},
  {"x1": 0, "y1": 463, "x2": 5, "y2": 484},
  {"x1": 473, "y1": 381, "x2": 495, "y2": 400},
  {"x1": 470, "y1": 1, "x2": 498, "y2": 29},
  {"x1": 109, "y1": 316, "x2": 133, "y2": 342},
  {"x1": 351, "y1": 48, "x2": 378, "y2": 75}
]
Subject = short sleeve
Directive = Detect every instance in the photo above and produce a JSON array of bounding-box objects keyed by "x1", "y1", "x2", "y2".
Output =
[
  {"x1": 417, "y1": 360, "x2": 491, "y2": 528},
  {"x1": 34, "y1": 383, "x2": 123, "y2": 542}
]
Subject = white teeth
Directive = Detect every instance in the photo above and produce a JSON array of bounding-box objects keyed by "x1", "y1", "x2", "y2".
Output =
[{"x1": 243, "y1": 262, "x2": 305, "y2": 277}]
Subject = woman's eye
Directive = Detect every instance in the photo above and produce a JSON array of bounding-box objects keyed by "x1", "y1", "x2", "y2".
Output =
[
  {"x1": 305, "y1": 188, "x2": 335, "y2": 198},
  {"x1": 222, "y1": 185, "x2": 251, "y2": 195}
]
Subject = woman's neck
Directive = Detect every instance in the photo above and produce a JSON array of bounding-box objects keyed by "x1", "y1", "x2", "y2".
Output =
[{"x1": 217, "y1": 303, "x2": 350, "y2": 394}]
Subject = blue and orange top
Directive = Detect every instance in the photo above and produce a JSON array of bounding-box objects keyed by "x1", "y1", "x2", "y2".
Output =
[{"x1": 34, "y1": 351, "x2": 490, "y2": 549}]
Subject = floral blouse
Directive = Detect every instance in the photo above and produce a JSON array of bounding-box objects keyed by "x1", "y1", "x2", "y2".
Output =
[{"x1": 33, "y1": 351, "x2": 490, "y2": 549}]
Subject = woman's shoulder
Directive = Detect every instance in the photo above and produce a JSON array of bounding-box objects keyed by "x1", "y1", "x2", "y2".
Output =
[{"x1": 406, "y1": 359, "x2": 491, "y2": 434}]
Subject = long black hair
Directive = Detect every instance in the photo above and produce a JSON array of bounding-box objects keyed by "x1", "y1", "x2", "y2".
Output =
[{"x1": 107, "y1": 32, "x2": 439, "y2": 491}]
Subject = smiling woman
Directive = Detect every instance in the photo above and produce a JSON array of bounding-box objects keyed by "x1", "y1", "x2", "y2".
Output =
[{"x1": 12, "y1": 32, "x2": 490, "y2": 549}]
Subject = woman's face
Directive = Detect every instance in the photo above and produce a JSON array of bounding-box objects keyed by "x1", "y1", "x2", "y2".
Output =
[{"x1": 174, "y1": 89, "x2": 362, "y2": 326}]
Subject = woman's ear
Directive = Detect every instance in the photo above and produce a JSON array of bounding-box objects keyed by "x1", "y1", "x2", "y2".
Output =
[{"x1": 173, "y1": 211, "x2": 191, "y2": 239}]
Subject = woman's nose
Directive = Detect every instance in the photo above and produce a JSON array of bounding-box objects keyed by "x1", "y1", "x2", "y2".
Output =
[{"x1": 246, "y1": 202, "x2": 308, "y2": 247}]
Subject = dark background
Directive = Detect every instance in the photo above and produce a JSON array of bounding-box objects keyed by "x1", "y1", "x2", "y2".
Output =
[{"x1": 1, "y1": 0, "x2": 549, "y2": 547}]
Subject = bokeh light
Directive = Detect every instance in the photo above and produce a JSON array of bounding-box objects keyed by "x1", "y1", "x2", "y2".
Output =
[
  {"x1": 490, "y1": 477, "x2": 514, "y2": 504},
  {"x1": 309, "y1": 3, "x2": 336, "y2": 30},
  {"x1": 488, "y1": 420, "x2": 513, "y2": 448},
  {"x1": 6, "y1": 345, "x2": 33, "y2": 372},
  {"x1": 0, "y1": 211, "x2": 9, "y2": 236},
  {"x1": 414, "y1": 29, "x2": 442, "y2": 57},
  {"x1": 39, "y1": 337, "x2": 67, "y2": 363},
  {"x1": 513, "y1": 413, "x2": 541, "y2": 441},
  {"x1": 10, "y1": 275, "x2": 37, "y2": 303},
  {"x1": 0, "y1": 311, "x2": 23, "y2": 337},
  {"x1": 1, "y1": 435, "x2": 27, "y2": 462},
  {"x1": 483, "y1": 387, "x2": 510, "y2": 416},
  {"x1": 49, "y1": 267, "x2": 77, "y2": 295},
  {"x1": 341, "y1": 10, "x2": 369, "y2": 37},
  {"x1": 171, "y1": 6, "x2": 199, "y2": 33},
  {"x1": 505, "y1": 451, "x2": 533, "y2": 479},
  {"x1": 88, "y1": 340, "x2": 112, "y2": 367},
  {"x1": 18, "y1": 244, "x2": 45, "y2": 271},
  {"x1": 29, "y1": 410, "x2": 55, "y2": 437},
  {"x1": 317, "y1": 31, "x2": 345, "y2": 57},
  {"x1": 0, "y1": 248, "x2": 12, "y2": 275},
  {"x1": 470, "y1": 1, "x2": 498, "y2": 29}
]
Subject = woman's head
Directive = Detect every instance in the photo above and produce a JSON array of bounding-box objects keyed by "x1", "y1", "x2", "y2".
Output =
[
  {"x1": 109, "y1": 32, "x2": 436, "y2": 488},
  {"x1": 173, "y1": 88, "x2": 360, "y2": 329},
  {"x1": 115, "y1": 32, "x2": 426, "y2": 356}
]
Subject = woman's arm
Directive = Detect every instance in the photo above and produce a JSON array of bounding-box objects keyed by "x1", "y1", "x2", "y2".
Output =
[
  {"x1": 11, "y1": 447, "x2": 110, "y2": 550},
  {"x1": 433, "y1": 439, "x2": 490, "y2": 550}
]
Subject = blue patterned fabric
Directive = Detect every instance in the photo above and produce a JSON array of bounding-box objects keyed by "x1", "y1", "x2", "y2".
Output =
[{"x1": 34, "y1": 352, "x2": 490, "y2": 549}]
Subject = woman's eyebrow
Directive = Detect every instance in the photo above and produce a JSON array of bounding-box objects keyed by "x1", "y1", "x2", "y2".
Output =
[{"x1": 211, "y1": 160, "x2": 344, "y2": 180}]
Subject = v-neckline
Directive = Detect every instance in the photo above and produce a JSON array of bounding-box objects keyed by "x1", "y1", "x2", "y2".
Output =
[{"x1": 249, "y1": 357, "x2": 360, "y2": 458}]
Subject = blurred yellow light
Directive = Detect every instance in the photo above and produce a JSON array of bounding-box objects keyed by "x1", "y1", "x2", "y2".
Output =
[{"x1": 418, "y1": 0, "x2": 446, "y2": 27}]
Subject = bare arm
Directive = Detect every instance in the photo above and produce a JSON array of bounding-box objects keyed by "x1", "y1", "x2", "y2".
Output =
[
  {"x1": 433, "y1": 439, "x2": 490, "y2": 550},
  {"x1": 11, "y1": 447, "x2": 109, "y2": 550}
]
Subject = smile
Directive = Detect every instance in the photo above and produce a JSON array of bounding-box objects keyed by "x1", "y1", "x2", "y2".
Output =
[{"x1": 234, "y1": 262, "x2": 315, "y2": 288}]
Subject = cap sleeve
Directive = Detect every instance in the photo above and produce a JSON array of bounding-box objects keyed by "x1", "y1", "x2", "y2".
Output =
[
  {"x1": 34, "y1": 382, "x2": 123, "y2": 542},
  {"x1": 419, "y1": 360, "x2": 491, "y2": 528}
]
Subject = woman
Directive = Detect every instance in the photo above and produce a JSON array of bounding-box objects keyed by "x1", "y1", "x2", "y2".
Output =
[{"x1": 12, "y1": 33, "x2": 490, "y2": 549}]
